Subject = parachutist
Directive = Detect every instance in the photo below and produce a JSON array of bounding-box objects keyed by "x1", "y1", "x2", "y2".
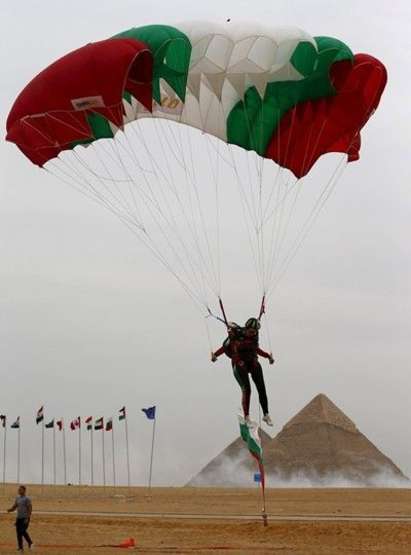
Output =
[{"x1": 211, "y1": 317, "x2": 274, "y2": 425}]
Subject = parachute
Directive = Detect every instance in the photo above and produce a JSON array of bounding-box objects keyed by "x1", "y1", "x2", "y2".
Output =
[{"x1": 5, "y1": 22, "x2": 387, "y2": 331}]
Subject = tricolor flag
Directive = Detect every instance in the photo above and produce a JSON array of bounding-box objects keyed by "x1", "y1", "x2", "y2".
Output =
[
  {"x1": 105, "y1": 418, "x2": 113, "y2": 432},
  {"x1": 85, "y1": 416, "x2": 93, "y2": 431},
  {"x1": 94, "y1": 417, "x2": 104, "y2": 431},
  {"x1": 56, "y1": 419, "x2": 63, "y2": 431},
  {"x1": 36, "y1": 406, "x2": 44, "y2": 424},
  {"x1": 70, "y1": 417, "x2": 80, "y2": 431},
  {"x1": 11, "y1": 417, "x2": 20, "y2": 429},
  {"x1": 45, "y1": 419, "x2": 55, "y2": 429},
  {"x1": 118, "y1": 407, "x2": 126, "y2": 421},
  {"x1": 0, "y1": 415, "x2": 6, "y2": 428},
  {"x1": 238, "y1": 415, "x2": 265, "y2": 490},
  {"x1": 142, "y1": 406, "x2": 156, "y2": 420}
]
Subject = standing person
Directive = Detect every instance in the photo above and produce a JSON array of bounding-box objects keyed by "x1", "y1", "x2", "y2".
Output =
[
  {"x1": 211, "y1": 318, "x2": 274, "y2": 425},
  {"x1": 7, "y1": 485, "x2": 33, "y2": 551}
]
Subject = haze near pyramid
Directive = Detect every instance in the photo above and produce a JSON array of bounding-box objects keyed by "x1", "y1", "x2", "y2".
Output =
[{"x1": 188, "y1": 394, "x2": 408, "y2": 487}]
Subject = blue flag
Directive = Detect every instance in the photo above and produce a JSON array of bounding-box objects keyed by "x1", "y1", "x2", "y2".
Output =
[
  {"x1": 142, "y1": 406, "x2": 156, "y2": 420},
  {"x1": 254, "y1": 472, "x2": 262, "y2": 483}
]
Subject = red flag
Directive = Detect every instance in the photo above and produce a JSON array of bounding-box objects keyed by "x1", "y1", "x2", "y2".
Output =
[{"x1": 70, "y1": 417, "x2": 80, "y2": 430}]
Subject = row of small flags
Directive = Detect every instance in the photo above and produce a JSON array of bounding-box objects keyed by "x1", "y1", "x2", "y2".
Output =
[{"x1": 0, "y1": 406, "x2": 156, "y2": 429}]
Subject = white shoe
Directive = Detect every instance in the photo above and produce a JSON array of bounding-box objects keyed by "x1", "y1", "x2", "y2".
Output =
[{"x1": 263, "y1": 414, "x2": 273, "y2": 426}]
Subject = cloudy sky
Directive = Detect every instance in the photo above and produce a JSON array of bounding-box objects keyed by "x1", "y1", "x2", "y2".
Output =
[{"x1": 1, "y1": 1, "x2": 410, "y2": 487}]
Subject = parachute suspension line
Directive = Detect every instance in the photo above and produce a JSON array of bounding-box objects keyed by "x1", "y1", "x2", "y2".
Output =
[
  {"x1": 44, "y1": 162, "x2": 139, "y2": 230},
  {"x1": 103, "y1": 133, "x2": 207, "y2": 305},
  {"x1": 238, "y1": 98, "x2": 275, "y2": 302},
  {"x1": 60, "y1": 153, "x2": 120, "y2": 213},
  {"x1": 203, "y1": 312, "x2": 214, "y2": 353},
  {"x1": 178, "y1": 122, "x2": 222, "y2": 300},
  {"x1": 113, "y1": 131, "x2": 212, "y2": 305},
  {"x1": 267, "y1": 110, "x2": 340, "y2": 289},
  {"x1": 204, "y1": 128, "x2": 222, "y2": 296},
  {"x1": 270, "y1": 155, "x2": 348, "y2": 294},
  {"x1": 139, "y1": 119, "x2": 219, "y2": 303},
  {"x1": 258, "y1": 295, "x2": 266, "y2": 321},
  {"x1": 45, "y1": 162, "x2": 209, "y2": 313},
  {"x1": 262, "y1": 104, "x2": 299, "y2": 292},
  {"x1": 227, "y1": 144, "x2": 264, "y2": 295},
  {"x1": 218, "y1": 297, "x2": 229, "y2": 327},
  {"x1": 184, "y1": 122, "x2": 222, "y2": 298},
  {"x1": 89, "y1": 141, "x2": 144, "y2": 226},
  {"x1": 160, "y1": 118, "x2": 187, "y2": 171},
  {"x1": 265, "y1": 172, "x2": 296, "y2": 289},
  {"x1": 205, "y1": 134, "x2": 236, "y2": 170},
  {"x1": 127, "y1": 123, "x2": 216, "y2": 304},
  {"x1": 265, "y1": 174, "x2": 299, "y2": 289},
  {"x1": 268, "y1": 118, "x2": 331, "y2": 284},
  {"x1": 257, "y1": 101, "x2": 268, "y2": 295},
  {"x1": 52, "y1": 155, "x2": 142, "y2": 231},
  {"x1": 168, "y1": 122, "x2": 215, "y2": 304},
  {"x1": 174, "y1": 126, "x2": 217, "y2": 305}
]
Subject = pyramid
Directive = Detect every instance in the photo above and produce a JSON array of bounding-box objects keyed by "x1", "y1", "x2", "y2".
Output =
[{"x1": 187, "y1": 394, "x2": 408, "y2": 487}]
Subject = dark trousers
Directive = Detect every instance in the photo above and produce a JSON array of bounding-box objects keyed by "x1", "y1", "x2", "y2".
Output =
[
  {"x1": 233, "y1": 361, "x2": 269, "y2": 416},
  {"x1": 15, "y1": 518, "x2": 32, "y2": 549}
]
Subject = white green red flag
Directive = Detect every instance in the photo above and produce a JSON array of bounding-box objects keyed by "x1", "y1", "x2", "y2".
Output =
[
  {"x1": 118, "y1": 407, "x2": 126, "y2": 421},
  {"x1": 0, "y1": 415, "x2": 6, "y2": 428},
  {"x1": 95, "y1": 417, "x2": 104, "y2": 431},
  {"x1": 56, "y1": 419, "x2": 63, "y2": 431},
  {"x1": 105, "y1": 418, "x2": 113, "y2": 432},
  {"x1": 238, "y1": 415, "x2": 265, "y2": 490},
  {"x1": 70, "y1": 417, "x2": 80, "y2": 431}
]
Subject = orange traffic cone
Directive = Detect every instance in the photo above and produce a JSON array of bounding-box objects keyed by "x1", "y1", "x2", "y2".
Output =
[{"x1": 119, "y1": 537, "x2": 136, "y2": 548}]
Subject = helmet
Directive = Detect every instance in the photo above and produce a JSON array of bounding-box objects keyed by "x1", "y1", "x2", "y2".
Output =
[
  {"x1": 227, "y1": 322, "x2": 243, "y2": 339},
  {"x1": 244, "y1": 317, "x2": 260, "y2": 330}
]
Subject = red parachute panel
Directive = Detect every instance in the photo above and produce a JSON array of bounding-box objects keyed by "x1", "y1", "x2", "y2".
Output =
[
  {"x1": 6, "y1": 38, "x2": 153, "y2": 167},
  {"x1": 265, "y1": 54, "x2": 387, "y2": 178}
]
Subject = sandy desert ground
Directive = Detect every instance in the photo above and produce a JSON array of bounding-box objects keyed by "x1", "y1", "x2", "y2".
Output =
[{"x1": 0, "y1": 485, "x2": 410, "y2": 554}]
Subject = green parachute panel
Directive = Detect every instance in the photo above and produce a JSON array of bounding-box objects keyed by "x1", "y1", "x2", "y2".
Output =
[
  {"x1": 114, "y1": 24, "x2": 192, "y2": 104},
  {"x1": 70, "y1": 112, "x2": 114, "y2": 148},
  {"x1": 227, "y1": 36, "x2": 354, "y2": 156}
]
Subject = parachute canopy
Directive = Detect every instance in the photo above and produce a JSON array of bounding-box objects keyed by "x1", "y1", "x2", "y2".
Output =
[{"x1": 6, "y1": 22, "x2": 387, "y2": 177}]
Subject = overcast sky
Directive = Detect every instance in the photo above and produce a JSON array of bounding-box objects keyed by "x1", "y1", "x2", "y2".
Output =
[{"x1": 1, "y1": 1, "x2": 410, "y2": 487}]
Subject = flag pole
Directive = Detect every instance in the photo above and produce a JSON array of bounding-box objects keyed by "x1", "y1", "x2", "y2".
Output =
[
  {"x1": 78, "y1": 418, "x2": 82, "y2": 486},
  {"x1": 41, "y1": 418, "x2": 45, "y2": 492},
  {"x1": 258, "y1": 426, "x2": 267, "y2": 527},
  {"x1": 53, "y1": 424, "x2": 56, "y2": 486},
  {"x1": 62, "y1": 422, "x2": 67, "y2": 485},
  {"x1": 17, "y1": 425, "x2": 21, "y2": 484},
  {"x1": 90, "y1": 422, "x2": 94, "y2": 486},
  {"x1": 148, "y1": 413, "x2": 156, "y2": 493},
  {"x1": 125, "y1": 415, "x2": 131, "y2": 489},
  {"x1": 102, "y1": 427, "x2": 106, "y2": 488},
  {"x1": 111, "y1": 421, "x2": 116, "y2": 488},
  {"x1": 2, "y1": 420, "x2": 7, "y2": 490}
]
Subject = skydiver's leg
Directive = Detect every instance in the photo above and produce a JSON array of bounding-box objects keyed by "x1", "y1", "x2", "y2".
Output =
[
  {"x1": 250, "y1": 363, "x2": 269, "y2": 415},
  {"x1": 233, "y1": 365, "x2": 251, "y2": 417}
]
